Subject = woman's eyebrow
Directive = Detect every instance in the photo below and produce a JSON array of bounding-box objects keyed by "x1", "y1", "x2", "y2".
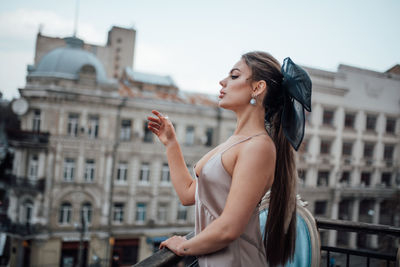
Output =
[{"x1": 229, "y1": 68, "x2": 241, "y2": 74}]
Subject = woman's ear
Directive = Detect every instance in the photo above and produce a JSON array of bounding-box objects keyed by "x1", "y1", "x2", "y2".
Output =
[{"x1": 252, "y1": 80, "x2": 267, "y2": 97}]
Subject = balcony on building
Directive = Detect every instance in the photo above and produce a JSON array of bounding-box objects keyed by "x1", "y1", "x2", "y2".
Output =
[{"x1": 7, "y1": 128, "x2": 49, "y2": 149}]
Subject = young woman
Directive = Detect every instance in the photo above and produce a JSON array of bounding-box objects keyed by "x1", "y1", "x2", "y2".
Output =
[{"x1": 147, "y1": 51, "x2": 311, "y2": 267}]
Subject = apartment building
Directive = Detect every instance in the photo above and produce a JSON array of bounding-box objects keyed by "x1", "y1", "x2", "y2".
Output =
[{"x1": 297, "y1": 64, "x2": 400, "y2": 250}]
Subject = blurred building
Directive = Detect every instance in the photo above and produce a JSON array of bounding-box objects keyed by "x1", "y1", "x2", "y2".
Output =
[
  {"x1": 2, "y1": 25, "x2": 399, "y2": 266},
  {"x1": 34, "y1": 26, "x2": 136, "y2": 79},
  {"x1": 299, "y1": 64, "x2": 400, "y2": 250},
  {"x1": 4, "y1": 27, "x2": 235, "y2": 267}
]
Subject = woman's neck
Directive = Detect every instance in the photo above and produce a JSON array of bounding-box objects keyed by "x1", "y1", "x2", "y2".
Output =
[{"x1": 233, "y1": 105, "x2": 266, "y2": 137}]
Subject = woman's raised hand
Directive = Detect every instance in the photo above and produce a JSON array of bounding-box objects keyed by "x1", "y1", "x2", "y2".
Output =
[{"x1": 147, "y1": 110, "x2": 177, "y2": 146}]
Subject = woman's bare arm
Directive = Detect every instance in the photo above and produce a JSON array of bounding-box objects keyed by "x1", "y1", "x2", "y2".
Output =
[
  {"x1": 165, "y1": 140, "x2": 196, "y2": 205},
  {"x1": 147, "y1": 110, "x2": 196, "y2": 206},
  {"x1": 161, "y1": 137, "x2": 276, "y2": 255}
]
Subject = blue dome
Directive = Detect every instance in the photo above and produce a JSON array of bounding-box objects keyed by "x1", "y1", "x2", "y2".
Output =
[{"x1": 28, "y1": 37, "x2": 109, "y2": 84}]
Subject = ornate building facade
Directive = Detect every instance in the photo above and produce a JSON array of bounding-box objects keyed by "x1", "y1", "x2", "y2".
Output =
[
  {"x1": 34, "y1": 26, "x2": 136, "y2": 79},
  {"x1": 5, "y1": 30, "x2": 235, "y2": 266}
]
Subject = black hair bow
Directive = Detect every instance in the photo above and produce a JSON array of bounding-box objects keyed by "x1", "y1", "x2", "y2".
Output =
[{"x1": 281, "y1": 57, "x2": 312, "y2": 151}]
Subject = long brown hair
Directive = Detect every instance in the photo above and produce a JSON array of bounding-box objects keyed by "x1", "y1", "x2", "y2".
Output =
[{"x1": 242, "y1": 51, "x2": 297, "y2": 266}]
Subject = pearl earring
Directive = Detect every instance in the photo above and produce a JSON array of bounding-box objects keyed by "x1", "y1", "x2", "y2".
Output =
[{"x1": 250, "y1": 94, "x2": 256, "y2": 106}]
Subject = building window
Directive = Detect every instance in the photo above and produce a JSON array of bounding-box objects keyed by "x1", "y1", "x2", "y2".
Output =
[
  {"x1": 205, "y1": 127, "x2": 213, "y2": 147},
  {"x1": 139, "y1": 163, "x2": 150, "y2": 184},
  {"x1": 113, "y1": 203, "x2": 124, "y2": 223},
  {"x1": 363, "y1": 142, "x2": 374, "y2": 158},
  {"x1": 32, "y1": 109, "x2": 41, "y2": 132},
  {"x1": 386, "y1": 117, "x2": 396, "y2": 134},
  {"x1": 320, "y1": 140, "x2": 331, "y2": 155},
  {"x1": 157, "y1": 203, "x2": 168, "y2": 223},
  {"x1": 28, "y1": 154, "x2": 39, "y2": 180},
  {"x1": 342, "y1": 142, "x2": 353, "y2": 156},
  {"x1": 63, "y1": 158, "x2": 75, "y2": 182},
  {"x1": 21, "y1": 200, "x2": 33, "y2": 224},
  {"x1": 361, "y1": 172, "x2": 371, "y2": 186},
  {"x1": 185, "y1": 126, "x2": 195, "y2": 145},
  {"x1": 160, "y1": 163, "x2": 170, "y2": 184},
  {"x1": 120, "y1": 119, "x2": 132, "y2": 141},
  {"x1": 116, "y1": 162, "x2": 128, "y2": 183},
  {"x1": 143, "y1": 122, "x2": 153, "y2": 143},
  {"x1": 59, "y1": 202, "x2": 72, "y2": 224},
  {"x1": 383, "y1": 144, "x2": 394, "y2": 160},
  {"x1": 177, "y1": 203, "x2": 188, "y2": 222},
  {"x1": 317, "y1": 171, "x2": 329, "y2": 186},
  {"x1": 314, "y1": 201, "x2": 327, "y2": 216},
  {"x1": 322, "y1": 109, "x2": 334, "y2": 126},
  {"x1": 88, "y1": 115, "x2": 99, "y2": 138},
  {"x1": 298, "y1": 169, "x2": 306, "y2": 185},
  {"x1": 344, "y1": 113, "x2": 355, "y2": 129},
  {"x1": 366, "y1": 114, "x2": 377, "y2": 131},
  {"x1": 84, "y1": 159, "x2": 95, "y2": 182},
  {"x1": 67, "y1": 113, "x2": 79, "y2": 136},
  {"x1": 136, "y1": 203, "x2": 147, "y2": 223},
  {"x1": 381, "y1": 172, "x2": 391, "y2": 187},
  {"x1": 340, "y1": 171, "x2": 350, "y2": 185},
  {"x1": 81, "y1": 202, "x2": 92, "y2": 224}
]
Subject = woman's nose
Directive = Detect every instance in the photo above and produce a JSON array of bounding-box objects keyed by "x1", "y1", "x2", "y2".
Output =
[{"x1": 219, "y1": 78, "x2": 226, "y2": 87}]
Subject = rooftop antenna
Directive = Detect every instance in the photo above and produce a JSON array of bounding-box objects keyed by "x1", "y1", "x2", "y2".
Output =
[{"x1": 73, "y1": 0, "x2": 80, "y2": 37}]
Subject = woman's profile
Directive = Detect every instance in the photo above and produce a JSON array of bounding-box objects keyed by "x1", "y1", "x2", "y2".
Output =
[{"x1": 147, "y1": 51, "x2": 311, "y2": 267}]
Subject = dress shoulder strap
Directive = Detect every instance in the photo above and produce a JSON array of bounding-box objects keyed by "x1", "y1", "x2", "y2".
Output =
[{"x1": 220, "y1": 132, "x2": 267, "y2": 155}]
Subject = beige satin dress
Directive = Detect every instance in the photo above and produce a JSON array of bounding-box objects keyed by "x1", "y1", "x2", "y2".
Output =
[{"x1": 194, "y1": 134, "x2": 268, "y2": 267}]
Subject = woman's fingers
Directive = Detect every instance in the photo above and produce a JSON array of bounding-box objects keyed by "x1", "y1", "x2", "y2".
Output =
[
  {"x1": 147, "y1": 116, "x2": 160, "y2": 123},
  {"x1": 159, "y1": 239, "x2": 168, "y2": 249},
  {"x1": 148, "y1": 126, "x2": 159, "y2": 135},
  {"x1": 152, "y1": 110, "x2": 169, "y2": 121},
  {"x1": 148, "y1": 121, "x2": 160, "y2": 129},
  {"x1": 152, "y1": 110, "x2": 164, "y2": 119}
]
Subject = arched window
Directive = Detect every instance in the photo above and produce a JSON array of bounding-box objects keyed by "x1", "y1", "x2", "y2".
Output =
[
  {"x1": 59, "y1": 202, "x2": 72, "y2": 224},
  {"x1": 21, "y1": 200, "x2": 33, "y2": 224},
  {"x1": 80, "y1": 64, "x2": 96, "y2": 75},
  {"x1": 80, "y1": 202, "x2": 92, "y2": 225}
]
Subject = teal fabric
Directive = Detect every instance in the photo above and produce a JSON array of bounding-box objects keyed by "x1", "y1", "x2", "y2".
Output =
[{"x1": 259, "y1": 209, "x2": 312, "y2": 267}]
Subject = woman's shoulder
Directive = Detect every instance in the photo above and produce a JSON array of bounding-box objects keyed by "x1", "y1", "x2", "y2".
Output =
[{"x1": 240, "y1": 134, "x2": 276, "y2": 160}]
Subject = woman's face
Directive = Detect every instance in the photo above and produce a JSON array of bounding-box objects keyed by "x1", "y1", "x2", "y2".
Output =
[{"x1": 218, "y1": 59, "x2": 254, "y2": 110}]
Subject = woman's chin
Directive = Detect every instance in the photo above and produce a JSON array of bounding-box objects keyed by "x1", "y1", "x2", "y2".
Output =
[{"x1": 218, "y1": 99, "x2": 227, "y2": 109}]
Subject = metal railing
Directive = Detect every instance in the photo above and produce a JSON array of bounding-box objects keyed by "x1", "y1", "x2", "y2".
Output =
[
  {"x1": 1, "y1": 174, "x2": 45, "y2": 193},
  {"x1": 0, "y1": 220, "x2": 43, "y2": 236},
  {"x1": 133, "y1": 232, "x2": 195, "y2": 267},
  {"x1": 316, "y1": 217, "x2": 400, "y2": 267},
  {"x1": 133, "y1": 219, "x2": 400, "y2": 267}
]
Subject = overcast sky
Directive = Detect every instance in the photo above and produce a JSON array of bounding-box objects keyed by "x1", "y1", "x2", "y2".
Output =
[{"x1": 1, "y1": 0, "x2": 399, "y2": 100}]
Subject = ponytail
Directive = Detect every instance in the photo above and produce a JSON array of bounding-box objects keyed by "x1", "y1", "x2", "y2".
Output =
[{"x1": 264, "y1": 111, "x2": 297, "y2": 266}]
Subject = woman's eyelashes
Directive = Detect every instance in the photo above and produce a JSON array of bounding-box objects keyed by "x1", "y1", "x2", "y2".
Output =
[{"x1": 230, "y1": 75, "x2": 239, "y2": 80}]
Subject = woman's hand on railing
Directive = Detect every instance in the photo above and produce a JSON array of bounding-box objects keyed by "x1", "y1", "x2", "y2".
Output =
[
  {"x1": 147, "y1": 110, "x2": 177, "y2": 147},
  {"x1": 159, "y1": 235, "x2": 187, "y2": 256}
]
